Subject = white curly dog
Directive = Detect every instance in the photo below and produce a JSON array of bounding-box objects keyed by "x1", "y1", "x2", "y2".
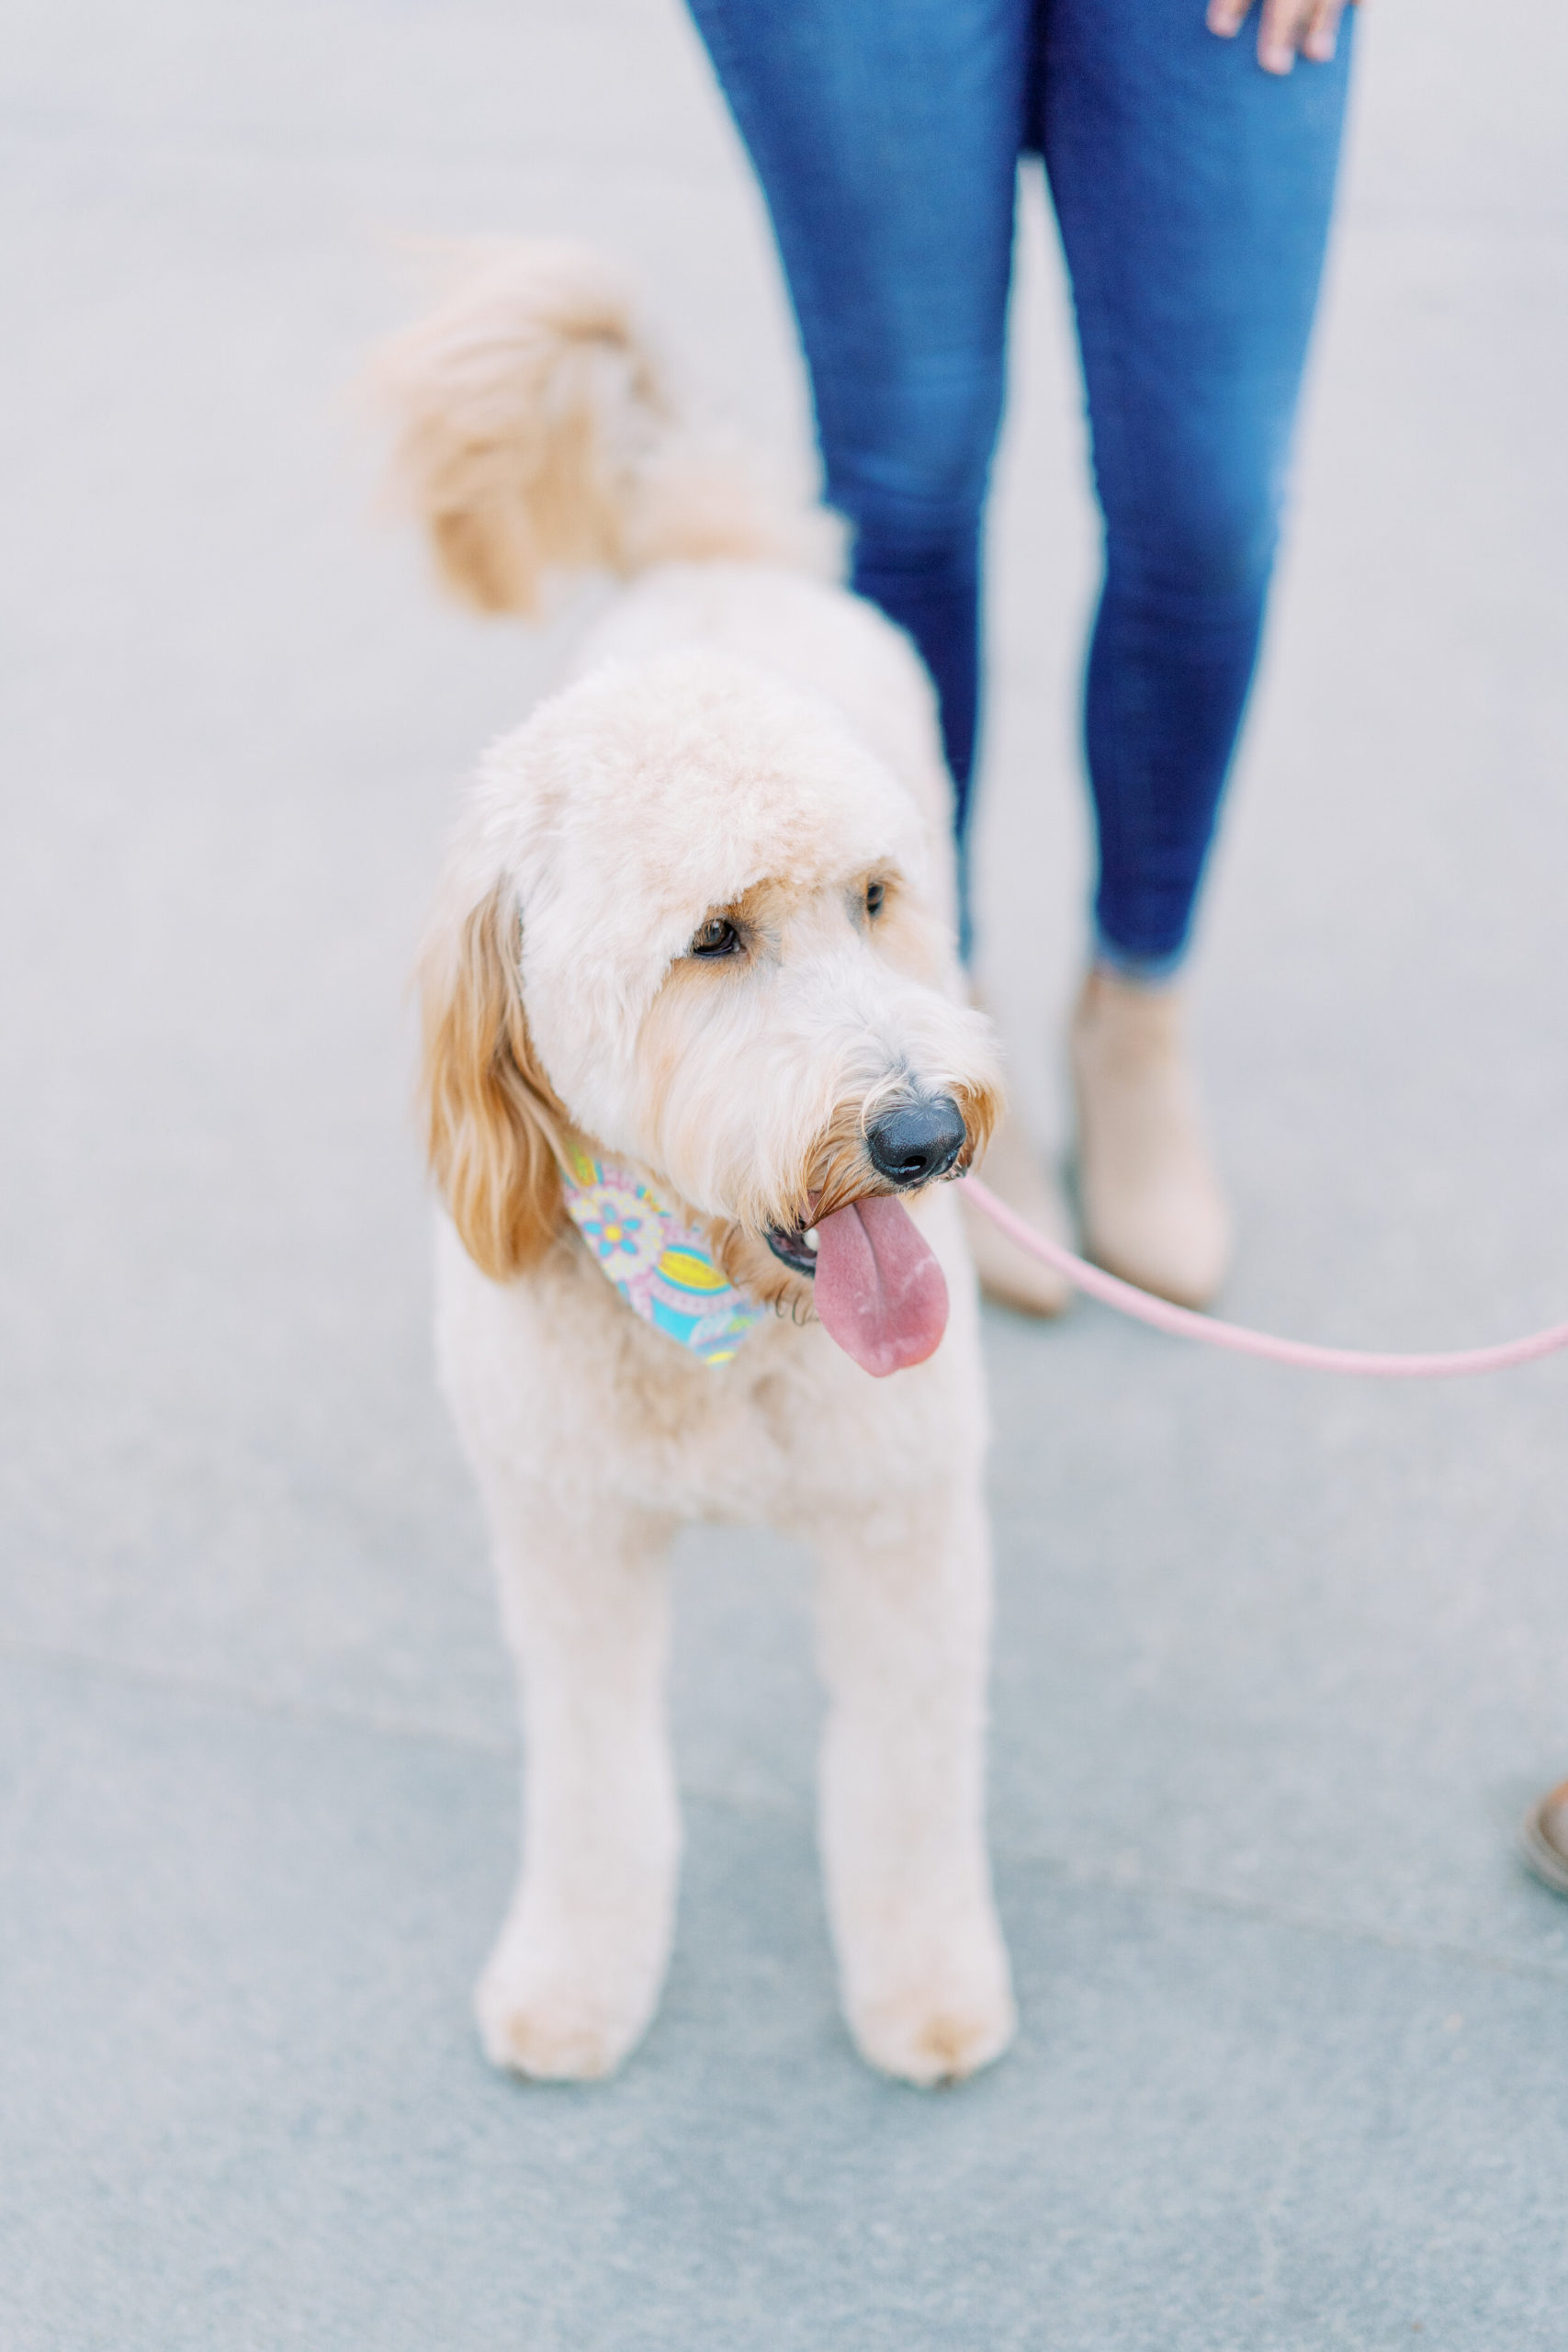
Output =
[{"x1": 378, "y1": 245, "x2": 1015, "y2": 2086}]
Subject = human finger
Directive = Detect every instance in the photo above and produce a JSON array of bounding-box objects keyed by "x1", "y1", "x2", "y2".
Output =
[
  {"x1": 1255, "y1": 0, "x2": 1314, "y2": 74},
  {"x1": 1207, "y1": 0, "x2": 1357, "y2": 69},
  {"x1": 1300, "y1": 0, "x2": 1352, "y2": 62}
]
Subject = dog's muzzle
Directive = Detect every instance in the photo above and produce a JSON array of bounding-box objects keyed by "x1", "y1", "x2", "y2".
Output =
[{"x1": 764, "y1": 1093, "x2": 968, "y2": 1276}]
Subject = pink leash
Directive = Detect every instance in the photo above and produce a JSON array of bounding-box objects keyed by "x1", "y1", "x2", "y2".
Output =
[{"x1": 963, "y1": 1177, "x2": 1568, "y2": 1380}]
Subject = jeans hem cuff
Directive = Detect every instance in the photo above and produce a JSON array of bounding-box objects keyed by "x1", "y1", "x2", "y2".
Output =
[{"x1": 1092, "y1": 932, "x2": 1190, "y2": 989}]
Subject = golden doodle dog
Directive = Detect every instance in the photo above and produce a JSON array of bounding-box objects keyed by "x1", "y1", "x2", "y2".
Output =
[{"x1": 377, "y1": 245, "x2": 1015, "y2": 2086}]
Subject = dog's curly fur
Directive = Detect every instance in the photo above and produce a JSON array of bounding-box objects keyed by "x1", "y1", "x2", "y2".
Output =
[{"x1": 378, "y1": 243, "x2": 1016, "y2": 2086}]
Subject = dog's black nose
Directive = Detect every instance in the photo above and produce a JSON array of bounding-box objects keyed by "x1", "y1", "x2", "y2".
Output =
[{"x1": 864, "y1": 1095, "x2": 967, "y2": 1190}]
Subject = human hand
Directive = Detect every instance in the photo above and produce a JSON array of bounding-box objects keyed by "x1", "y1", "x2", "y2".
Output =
[{"x1": 1205, "y1": 0, "x2": 1360, "y2": 75}]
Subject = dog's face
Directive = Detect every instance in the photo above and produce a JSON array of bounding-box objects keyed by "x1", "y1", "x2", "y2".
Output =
[{"x1": 421, "y1": 650, "x2": 999, "y2": 1368}]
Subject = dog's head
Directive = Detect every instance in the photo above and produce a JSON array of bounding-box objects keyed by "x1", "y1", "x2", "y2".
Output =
[{"x1": 419, "y1": 649, "x2": 1000, "y2": 1374}]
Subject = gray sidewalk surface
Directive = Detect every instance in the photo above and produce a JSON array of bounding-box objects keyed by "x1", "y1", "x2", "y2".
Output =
[{"x1": 4, "y1": 4, "x2": 1568, "y2": 2346}]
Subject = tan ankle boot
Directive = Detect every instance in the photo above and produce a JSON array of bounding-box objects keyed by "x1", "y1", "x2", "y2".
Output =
[
  {"x1": 960, "y1": 1103, "x2": 1074, "y2": 1318},
  {"x1": 1069, "y1": 967, "x2": 1232, "y2": 1309}
]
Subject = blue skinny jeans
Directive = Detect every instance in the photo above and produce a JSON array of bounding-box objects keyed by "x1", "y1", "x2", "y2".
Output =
[{"x1": 685, "y1": 0, "x2": 1353, "y2": 971}]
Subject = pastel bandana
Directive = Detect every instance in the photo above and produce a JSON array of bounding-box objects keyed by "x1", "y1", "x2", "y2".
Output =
[{"x1": 561, "y1": 1143, "x2": 767, "y2": 1366}]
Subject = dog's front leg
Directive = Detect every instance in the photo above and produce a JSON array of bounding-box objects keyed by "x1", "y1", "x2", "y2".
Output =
[
  {"x1": 815, "y1": 1486, "x2": 1015, "y2": 2086},
  {"x1": 476, "y1": 1496, "x2": 680, "y2": 2083}
]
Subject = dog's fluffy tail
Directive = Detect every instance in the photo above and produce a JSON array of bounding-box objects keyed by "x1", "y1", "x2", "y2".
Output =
[{"x1": 372, "y1": 242, "x2": 834, "y2": 616}]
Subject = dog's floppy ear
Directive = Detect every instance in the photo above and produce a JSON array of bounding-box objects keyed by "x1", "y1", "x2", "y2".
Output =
[{"x1": 418, "y1": 876, "x2": 564, "y2": 1279}]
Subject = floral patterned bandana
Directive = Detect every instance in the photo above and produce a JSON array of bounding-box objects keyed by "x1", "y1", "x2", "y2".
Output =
[{"x1": 560, "y1": 1143, "x2": 767, "y2": 1366}]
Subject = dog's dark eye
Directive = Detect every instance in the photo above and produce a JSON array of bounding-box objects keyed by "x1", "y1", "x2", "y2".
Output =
[
  {"x1": 691, "y1": 915, "x2": 742, "y2": 958},
  {"x1": 865, "y1": 880, "x2": 886, "y2": 918}
]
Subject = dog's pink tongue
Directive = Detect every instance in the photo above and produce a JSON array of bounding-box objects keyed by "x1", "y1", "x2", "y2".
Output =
[{"x1": 811, "y1": 1193, "x2": 949, "y2": 1377}]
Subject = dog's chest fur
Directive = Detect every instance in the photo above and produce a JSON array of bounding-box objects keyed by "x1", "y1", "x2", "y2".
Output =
[{"x1": 434, "y1": 1196, "x2": 987, "y2": 1533}]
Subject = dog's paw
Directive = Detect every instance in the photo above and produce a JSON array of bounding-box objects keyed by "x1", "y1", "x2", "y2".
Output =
[
  {"x1": 475, "y1": 1959, "x2": 651, "y2": 2083},
  {"x1": 840, "y1": 1905, "x2": 1017, "y2": 2087},
  {"x1": 475, "y1": 1934, "x2": 661, "y2": 2084},
  {"x1": 850, "y1": 1973, "x2": 1017, "y2": 2087}
]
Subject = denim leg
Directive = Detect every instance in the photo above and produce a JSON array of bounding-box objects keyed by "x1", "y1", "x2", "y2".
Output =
[
  {"x1": 685, "y1": 0, "x2": 1033, "y2": 867},
  {"x1": 1038, "y1": 0, "x2": 1354, "y2": 972}
]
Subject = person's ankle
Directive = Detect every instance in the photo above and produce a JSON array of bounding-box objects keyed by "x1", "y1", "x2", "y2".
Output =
[
  {"x1": 962, "y1": 1102, "x2": 1074, "y2": 1319},
  {"x1": 1089, "y1": 935, "x2": 1187, "y2": 990},
  {"x1": 1069, "y1": 953, "x2": 1230, "y2": 1309}
]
